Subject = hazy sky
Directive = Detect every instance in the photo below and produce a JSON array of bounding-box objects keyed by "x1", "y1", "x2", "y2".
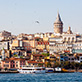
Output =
[{"x1": 0, "y1": 0, "x2": 82, "y2": 35}]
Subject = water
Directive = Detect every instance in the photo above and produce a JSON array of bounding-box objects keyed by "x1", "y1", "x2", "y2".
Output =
[{"x1": 0, "y1": 73, "x2": 82, "y2": 82}]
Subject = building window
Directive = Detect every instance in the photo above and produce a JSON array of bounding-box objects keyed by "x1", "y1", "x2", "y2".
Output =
[
  {"x1": 16, "y1": 65, "x2": 18, "y2": 67},
  {"x1": 4, "y1": 65, "x2": 9, "y2": 67},
  {"x1": 16, "y1": 61, "x2": 18, "y2": 63},
  {"x1": 14, "y1": 41, "x2": 17, "y2": 43},
  {"x1": 68, "y1": 37, "x2": 70, "y2": 41},
  {"x1": 64, "y1": 38, "x2": 66, "y2": 41},
  {"x1": 72, "y1": 58, "x2": 74, "y2": 60},
  {"x1": 4, "y1": 43, "x2": 6, "y2": 45},
  {"x1": 29, "y1": 64, "x2": 31, "y2": 65},
  {"x1": 72, "y1": 37, "x2": 74, "y2": 42},
  {"x1": 5, "y1": 61, "x2": 9, "y2": 63}
]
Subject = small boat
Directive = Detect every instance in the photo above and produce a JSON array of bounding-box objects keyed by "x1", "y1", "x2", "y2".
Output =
[
  {"x1": 17, "y1": 65, "x2": 46, "y2": 74},
  {"x1": 55, "y1": 67, "x2": 62, "y2": 72},
  {"x1": 46, "y1": 68, "x2": 54, "y2": 73}
]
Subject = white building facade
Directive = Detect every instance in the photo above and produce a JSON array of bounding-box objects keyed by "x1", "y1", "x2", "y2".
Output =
[{"x1": 49, "y1": 13, "x2": 82, "y2": 54}]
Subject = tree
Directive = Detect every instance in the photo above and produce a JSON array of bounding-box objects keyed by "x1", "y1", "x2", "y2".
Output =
[
  {"x1": 46, "y1": 62, "x2": 51, "y2": 67},
  {"x1": 42, "y1": 53, "x2": 49, "y2": 56},
  {"x1": 36, "y1": 38, "x2": 39, "y2": 41},
  {"x1": 79, "y1": 62, "x2": 82, "y2": 69},
  {"x1": 14, "y1": 54, "x2": 18, "y2": 57},
  {"x1": 63, "y1": 61, "x2": 70, "y2": 69},
  {"x1": 70, "y1": 62, "x2": 80, "y2": 71},
  {"x1": 38, "y1": 63, "x2": 44, "y2": 67},
  {"x1": 74, "y1": 62, "x2": 80, "y2": 71},
  {"x1": 54, "y1": 62, "x2": 60, "y2": 67},
  {"x1": 20, "y1": 56, "x2": 23, "y2": 58}
]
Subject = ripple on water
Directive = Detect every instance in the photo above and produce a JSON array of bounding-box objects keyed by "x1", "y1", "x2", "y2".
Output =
[{"x1": 0, "y1": 73, "x2": 82, "y2": 82}]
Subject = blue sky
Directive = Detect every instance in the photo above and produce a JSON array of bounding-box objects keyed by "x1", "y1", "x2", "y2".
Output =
[{"x1": 0, "y1": 0, "x2": 82, "y2": 35}]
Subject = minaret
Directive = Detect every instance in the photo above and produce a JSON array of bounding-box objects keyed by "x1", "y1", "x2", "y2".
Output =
[{"x1": 54, "y1": 12, "x2": 63, "y2": 34}]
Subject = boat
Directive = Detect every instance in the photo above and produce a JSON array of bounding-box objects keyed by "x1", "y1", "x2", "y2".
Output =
[
  {"x1": 46, "y1": 68, "x2": 54, "y2": 73},
  {"x1": 17, "y1": 65, "x2": 46, "y2": 73},
  {"x1": 55, "y1": 67, "x2": 62, "y2": 72}
]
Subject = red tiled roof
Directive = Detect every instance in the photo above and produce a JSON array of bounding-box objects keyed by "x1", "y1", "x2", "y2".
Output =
[
  {"x1": 2, "y1": 57, "x2": 25, "y2": 61},
  {"x1": 34, "y1": 37, "x2": 41, "y2": 39},
  {"x1": 33, "y1": 54, "x2": 44, "y2": 57},
  {"x1": 27, "y1": 61, "x2": 44, "y2": 64},
  {"x1": 64, "y1": 50, "x2": 70, "y2": 53},
  {"x1": 37, "y1": 41, "x2": 49, "y2": 45},
  {"x1": 38, "y1": 49, "x2": 43, "y2": 52}
]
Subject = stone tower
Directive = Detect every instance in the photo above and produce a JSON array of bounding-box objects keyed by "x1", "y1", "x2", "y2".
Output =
[
  {"x1": 67, "y1": 27, "x2": 73, "y2": 34},
  {"x1": 54, "y1": 12, "x2": 63, "y2": 34}
]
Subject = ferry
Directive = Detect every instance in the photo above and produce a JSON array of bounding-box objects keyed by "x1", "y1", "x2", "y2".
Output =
[{"x1": 17, "y1": 65, "x2": 46, "y2": 73}]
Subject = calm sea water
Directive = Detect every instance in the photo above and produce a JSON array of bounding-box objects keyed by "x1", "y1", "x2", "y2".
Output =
[{"x1": 0, "y1": 73, "x2": 82, "y2": 82}]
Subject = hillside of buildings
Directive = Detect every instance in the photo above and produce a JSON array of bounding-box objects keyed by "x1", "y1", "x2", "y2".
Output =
[{"x1": 0, "y1": 13, "x2": 82, "y2": 72}]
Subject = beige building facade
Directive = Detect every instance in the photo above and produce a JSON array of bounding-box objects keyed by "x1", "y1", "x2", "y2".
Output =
[{"x1": 49, "y1": 13, "x2": 82, "y2": 54}]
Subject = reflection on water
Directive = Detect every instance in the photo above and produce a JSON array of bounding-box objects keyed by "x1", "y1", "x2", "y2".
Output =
[{"x1": 0, "y1": 73, "x2": 82, "y2": 82}]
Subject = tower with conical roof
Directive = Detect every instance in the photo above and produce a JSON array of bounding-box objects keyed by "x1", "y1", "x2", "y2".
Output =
[{"x1": 54, "y1": 12, "x2": 63, "y2": 34}]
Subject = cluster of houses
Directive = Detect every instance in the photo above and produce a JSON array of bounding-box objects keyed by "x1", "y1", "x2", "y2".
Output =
[
  {"x1": 0, "y1": 30, "x2": 52, "y2": 69},
  {"x1": 0, "y1": 12, "x2": 82, "y2": 70}
]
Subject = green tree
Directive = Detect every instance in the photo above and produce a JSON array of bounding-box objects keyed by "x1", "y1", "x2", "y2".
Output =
[
  {"x1": 46, "y1": 62, "x2": 51, "y2": 67},
  {"x1": 63, "y1": 61, "x2": 70, "y2": 69},
  {"x1": 70, "y1": 62, "x2": 80, "y2": 71},
  {"x1": 38, "y1": 63, "x2": 43, "y2": 67},
  {"x1": 20, "y1": 56, "x2": 23, "y2": 58},
  {"x1": 79, "y1": 62, "x2": 82, "y2": 69},
  {"x1": 54, "y1": 62, "x2": 60, "y2": 67},
  {"x1": 14, "y1": 54, "x2": 18, "y2": 57},
  {"x1": 36, "y1": 39, "x2": 39, "y2": 41},
  {"x1": 42, "y1": 53, "x2": 49, "y2": 56},
  {"x1": 74, "y1": 62, "x2": 80, "y2": 71}
]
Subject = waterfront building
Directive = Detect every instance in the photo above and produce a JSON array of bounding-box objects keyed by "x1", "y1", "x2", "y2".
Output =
[{"x1": 1, "y1": 58, "x2": 25, "y2": 69}]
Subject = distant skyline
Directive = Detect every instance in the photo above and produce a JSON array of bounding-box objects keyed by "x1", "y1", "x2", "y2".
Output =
[{"x1": 0, "y1": 0, "x2": 82, "y2": 35}]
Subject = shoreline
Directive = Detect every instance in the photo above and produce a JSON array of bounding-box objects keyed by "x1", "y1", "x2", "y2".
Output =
[
  {"x1": 0, "y1": 69, "x2": 82, "y2": 73},
  {"x1": 0, "y1": 70, "x2": 82, "y2": 73}
]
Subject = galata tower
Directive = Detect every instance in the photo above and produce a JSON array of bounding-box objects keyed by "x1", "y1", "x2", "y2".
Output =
[{"x1": 54, "y1": 12, "x2": 63, "y2": 34}]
